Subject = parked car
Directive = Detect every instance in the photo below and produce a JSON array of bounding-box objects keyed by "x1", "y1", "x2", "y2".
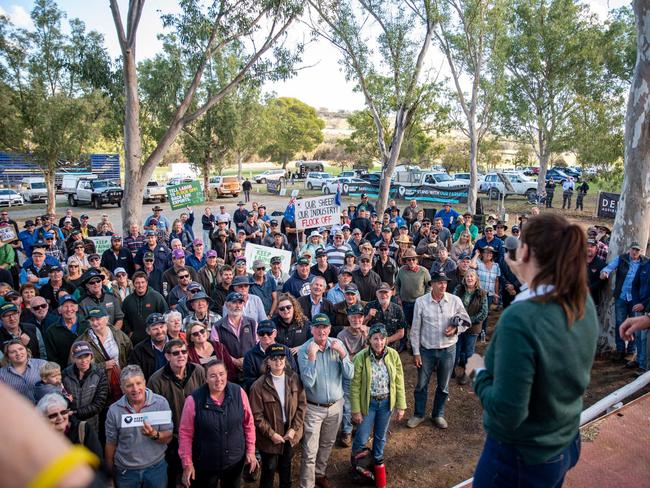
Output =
[
  {"x1": 360, "y1": 173, "x2": 382, "y2": 185},
  {"x1": 305, "y1": 172, "x2": 332, "y2": 190},
  {"x1": 167, "y1": 177, "x2": 194, "y2": 186},
  {"x1": 66, "y1": 178, "x2": 123, "y2": 209},
  {"x1": 480, "y1": 172, "x2": 537, "y2": 200},
  {"x1": 421, "y1": 172, "x2": 469, "y2": 189},
  {"x1": 452, "y1": 172, "x2": 485, "y2": 182},
  {"x1": 545, "y1": 168, "x2": 569, "y2": 184},
  {"x1": 143, "y1": 181, "x2": 167, "y2": 203},
  {"x1": 254, "y1": 169, "x2": 286, "y2": 184},
  {"x1": 322, "y1": 177, "x2": 366, "y2": 195},
  {"x1": 0, "y1": 189, "x2": 24, "y2": 207},
  {"x1": 553, "y1": 166, "x2": 580, "y2": 180},
  {"x1": 208, "y1": 175, "x2": 241, "y2": 197},
  {"x1": 522, "y1": 166, "x2": 540, "y2": 176},
  {"x1": 20, "y1": 177, "x2": 48, "y2": 203}
]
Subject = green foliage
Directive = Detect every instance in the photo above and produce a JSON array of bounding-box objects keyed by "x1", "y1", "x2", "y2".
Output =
[
  {"x1": 0, "y1": 0, "x2": 111, "y2": 184},
  {"x1": 259, "y1": 97, "x2": 325, "y2": 167},
  {"x1": 513, "y1": 145, "x2": 533, "y2": 168}
]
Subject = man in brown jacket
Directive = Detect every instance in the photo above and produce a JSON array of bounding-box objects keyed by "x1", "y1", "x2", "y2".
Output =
[
  {"x1": 148, "y1": 339, "x2": 206, "y2": 488},
  {"x1": 249, "y1": 344, "x2": 307, "y2": 488}
]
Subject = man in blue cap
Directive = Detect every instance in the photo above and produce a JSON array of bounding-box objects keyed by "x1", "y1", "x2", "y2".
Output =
[
  {"x1": 298, "y1": 313, "x2": 354, "y2": 488},
  {"x1": 242, "y1": 319, "x2": 296, "y2": 392},
  {"x1": 44, "y1": 295, "x2": 85, "y2": 367}
]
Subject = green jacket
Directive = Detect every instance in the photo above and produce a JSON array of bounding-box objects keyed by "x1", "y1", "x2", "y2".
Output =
[
  {"x1": 350, "y1": 346, "x2": 407, "y2": 416},
  {"x1": 0, "y1": 243, "x2": 15, "y2": 268},
  {"x1": 473, "y1": 295, "x2": 598, "y2": 465}
]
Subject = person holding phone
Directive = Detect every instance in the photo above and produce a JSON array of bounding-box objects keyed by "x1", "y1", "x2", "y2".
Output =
[{"x1": 467, "y1": 214, "x2": 599, "y2": 487}]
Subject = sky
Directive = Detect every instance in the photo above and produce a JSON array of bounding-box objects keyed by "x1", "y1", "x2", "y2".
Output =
[{"x1": 0, "y1": 0, "x2": 631, "y2": 111}]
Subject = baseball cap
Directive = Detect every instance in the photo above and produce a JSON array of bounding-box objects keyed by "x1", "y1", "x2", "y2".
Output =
[
  {"x1": 144, "y1": 230, "x2": 156, "y2": 236},
  {"x1": 226, "y1": 291, "x2": 245, "y2": 302},
  {"x1": 71, "y1": 341, "x2": 94, "y2": 358},
  {"x1": 86, "y1": 306, "x2": 108, "y2": 318},
  {"x1": 143, "y1": 251, "x2": 155, "y2": 261},
  {"x1": 315, "y1": 249, "x2": 327, "y2": 258},
  {"x1": 114, "y1": 267, "x2": 127, "y2": 276},
  {"x1": 43, "y1": 232, "x2": 54, "y2": 239},
  {"x1": 265, "y1": 344, "x2": 286, "y2": 359},
  {"x1": 344, "y1": 283, "x2": 359, "y2": 294},
  {"x1": 430, "y1": 271, "x2": 451, "y2": 283},
  {"x1": 23, "y1": 220, "x2": 35, "y2": 228},
  {"x1": 346, "y1": 304, "x2": 364, "y2": 316},
  {"x1": 253, "y1": 259, "x2": 266, "y2": 269},
  {"x1": 270, "y1": 220, "x2": 278, "y2": 226},
  {"x1": 382, "y1": 226, "x2": 391, "y2": 233},
  {"x1": 297, "y1": 256, "x2": 311, "y2": 266},
  {"x1": 311, "y1": 313, "x2": 331, "y2": 327},
  {"x1": 88, "y1": 253, "x2": 100, "y2": 261},
  {"x1": 368, "y1": 323, "x2": 388, "y2": 337},
  {"x1": 270, "y1": 256, "x2": 282, "y2": 264},
  {"x1": 58, "y1": 295, "x2": 78, "y2": 306},
  {"x1": 631, "y1": 242, "x2": 642, "y2": 250},
  {"x1": 49, "y1": 265, "x2": 63, "y2": 273},
  {"x1": 187, "y1": 282, "x2": 202, "y2": 292},
  {"x1": 587, "y1": 238, "x2": 598, "y2": 246},
  {"x1": 359, "y1": 254, "x2": 372, "y2": 262},
  {"x1": 206, "y1": 250, "x2": 217, "y2": 258},
  {"x1": 377, "y1": 282, "x2": 392, "y2": 293},
  {"x1": 232, "y1": 276, "x2": 251, "y2": 287},
  {"x1": 172, "y1": 249, "x2": 185, "y2": 259},
  {"x1": 193, "y1": 238, "x2": 203, "y2": 246},
  {"x1": 0, "y1": 302, "x2": 18, "y2": 316},
  {"x1": 111, "y1": 234, "x2": 122, "y2": 241},
  {"x1": 145, "y1": 313, "x2": 166, "y2": 327},
  {"x1": 149, "y1": 218, "x2": 159, "y2": 226},
  {"x1": 458, "y1": 252, "x2": 471, "y2": 261},
  {"x1": 257, "y1": 320, "x2": 276, "y2": 334}
]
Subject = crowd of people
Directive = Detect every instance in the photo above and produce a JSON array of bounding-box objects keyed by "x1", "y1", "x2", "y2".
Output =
[{"x1": 0, "y1": 194, "x2": 647, "y2": 488}]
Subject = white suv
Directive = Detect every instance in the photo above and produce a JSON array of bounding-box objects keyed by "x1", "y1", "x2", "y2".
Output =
[
  {"x1": 305, "y1": 172, "x2": 332, "y2": 190},
  {"x1": 254, "y1": 169, "x2": 286, "y2": 184},
  {"x1": 480, "y1": 172, "x2": 537, "y2": 199}
]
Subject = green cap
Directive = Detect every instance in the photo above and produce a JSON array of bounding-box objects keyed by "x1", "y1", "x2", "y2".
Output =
[
  {"x1": 346, "y1": 304, "x2": 365, "y2": 316},
  {"x1": 368, "y1": 323, "x2": 388, "y2": 337},
  {"x1": 311, "y1": 313, "x2": 331, "y2": 327},
  {"x1": 86, "y1": 305, "x2": 108, "y2": 318}
]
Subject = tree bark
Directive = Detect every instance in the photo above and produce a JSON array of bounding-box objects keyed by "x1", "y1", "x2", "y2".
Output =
[
  {"x1": 600, "y1": 0, "x2": 650, "y2": 349},
  {"x1": 44, "y1": 166, "x2": 56, "y2": 216},
  {"x1": 468, "y1": 121, "x2": 479, "y2": 214},
  {"x1": 237, "y1": 152, "x2": 243, "y2": 180},
  {"x1": 537, "y1": 146, "x2": 550, "y2": 195},
  {"x1": 376, "y1": 111, "x2": 409, "y2": 213},
  {"x1": 203, "y1": 156, "x2": 211, "y2": 201}
]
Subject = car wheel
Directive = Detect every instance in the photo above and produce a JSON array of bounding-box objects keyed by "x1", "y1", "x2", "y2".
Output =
[
  {"x1": 93, "y1": 197, "x2": 102, "y2": 209},
  {"x1": 323, "y1": 186, "x2": 330, "y2": 194},
  {"x1": 232, "y1": 193, "x2": 239, "y2": 197},
  {"x1": 259, "y1": 178, "x2": 266, "y2": 184},
  {"x1": 307, "y1": 182, "x2": 313, "y2": 190},
  {"x1": 525, "y1": 189, "x2": 536, "y2": 201},
  {"x1": 161, "y1": 196, "x2": 167, "y2": 203},
  {"x1": 68, "y1": 194, "x2": 78, "y2": 207},
  {"x1": 117, "y1": 199, "x2": 121, "y2": 208},
  {"x1": 489, "y1": 188, "x2": 501, "y2": 199}
]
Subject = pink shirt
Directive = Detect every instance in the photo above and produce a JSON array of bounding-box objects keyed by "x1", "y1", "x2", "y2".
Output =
[{"x1": 178, "y1": 386, "x2": 256, "y2": 468}]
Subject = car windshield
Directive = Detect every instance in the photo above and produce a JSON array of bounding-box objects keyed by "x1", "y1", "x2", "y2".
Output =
[
  {"x1": 147, "y1": 182, "x2": 159, "y2": 187},
  {"x1": 433, "y1": 173, "x2": 453, "y2": 182},
  {"x1": 0, "y1": 190, "x2": 14, "y2": 195},
  {"x1": 92, "y1": 180, "x2": 110, "y2": 188},
  {"x1": 31, "y1": 182, "x2": 46, "y2": 189}
]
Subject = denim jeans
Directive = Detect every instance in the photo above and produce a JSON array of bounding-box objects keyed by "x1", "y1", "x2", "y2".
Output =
[
  {"x1": 202, "y1": 230, "x2": 212, "y2": 250},
  {"x1": 351, "y1": 398, "x2": 392, "y2": 463},
  {"x1": 413, "y1": 346, "x2": 455, "y2": 418},
  {"x1": 455, "y1": 331, "x2": 479, "y2": 367},
  {"x1": 114, "y1": 459, "x2": 167, "y2": 488},
  {"x1": 260, "y1": 444, "x2": 294, "y2": 488},
  {"x1": 400, "y1": 301, "x2": 415, "y2": 351},
  {"x1": 615, "y1": 298, "x2": 635, "y2": 353},
  {"x1": 341, "y1": 376, "x2": 352, "y2": 434},
  {"x1": 473, "y1": 434, "x2": 581, "y2": 488}
]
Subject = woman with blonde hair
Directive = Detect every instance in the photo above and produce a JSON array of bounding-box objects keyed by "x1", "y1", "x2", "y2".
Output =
[
  {"x1": 272, "y1": 293, "x2": 310, "y2": 355},
  {"x1": 451, "y1": 231, "x2": 474, "y2": 262},
  {"x1": 165, "y1": 310, "x2": 186, "y2": 343}
]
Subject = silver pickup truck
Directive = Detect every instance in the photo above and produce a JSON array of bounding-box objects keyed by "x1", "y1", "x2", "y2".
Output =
[{"x1": 66, "y1": 178, "x2": 123, "y2": 209}]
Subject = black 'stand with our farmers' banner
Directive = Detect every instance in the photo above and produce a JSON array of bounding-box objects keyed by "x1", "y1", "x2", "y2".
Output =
[
  {"x1": 343, "y1": 181, "x2": 469, "y2": 204},
  {"x1": 166, "y1": 180, "x2": 205, "y2": 210}
]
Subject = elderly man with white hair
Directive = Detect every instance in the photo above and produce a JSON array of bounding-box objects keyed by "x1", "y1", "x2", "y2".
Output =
[{"x1": 105, "y1": 364, "x2": 173, "y2": 486}]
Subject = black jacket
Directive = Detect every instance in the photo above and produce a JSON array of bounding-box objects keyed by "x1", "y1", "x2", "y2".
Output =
[
  {"x1": 297, "y1": 295, "x2": 335, "y2": 322},
  {"x1": 121, "y1": 288, "x2": 168, "y2": 344},
  {"x1": 242, "y1": 343, "x2": 297, "y2": 392},
  {"x1": 62, "y1": 363, "x2": 109, "y2": 433},
  {"x1": 100, "y1": 247, "x2": 135, "y2": 276},
  {"x1": 128, "y1": 338, "x2": 167, "y2": 380}
]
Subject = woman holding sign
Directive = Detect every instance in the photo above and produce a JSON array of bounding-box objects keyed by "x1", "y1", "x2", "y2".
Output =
[{"x1": 468, "y1": 214, "x2": 598, "y2": 487}]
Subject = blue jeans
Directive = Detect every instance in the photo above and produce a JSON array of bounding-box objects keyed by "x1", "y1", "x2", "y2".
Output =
[
  {"x1": 351, "y1": 398, "x2": 392, "y2": 463},
  {"x1": 399, "y1": 302, "x2": 415, "y2": 351},
  {"x1": 342, "y1": 376, "x2": 352, "y2": 434},
  {"x1": 115, "y1": 459, "x2": 167, "y2": 488},
  {"x1": 413, "y1": 346, "x2": 455, "y2": 418},
  {"x1": 636, "y1": 328, "x2": 647, "y2": 369},
  {"x1": 474, "y1": 435, "x2": 581, "y2": 488},
  {"x1": 615, "y1": 298, "x2": 635, "y2": 353},
  {"x1": 455, "y1": 331, "x2": 479, "y2": 367}
]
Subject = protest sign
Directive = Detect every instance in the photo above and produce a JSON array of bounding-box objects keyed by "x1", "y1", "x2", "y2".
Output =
[
  {"x1": 294, "y1": 195, "x2": 340, "y2": 230},
  {"x1": 88, "y1": 236, "x2": 112, "y2": 255},
  {"x1": 166, "y1": 181, "x2": 205, "y2": 210},
  {"x1": 596, "y1": 191, "x2": 620, "y2": 219},
  {"x1": 0, "y1": 226, "x2": 17, "y2": 244},
  {"x1": 244, "y1": 243, "x2": 292, "y2": 275}
]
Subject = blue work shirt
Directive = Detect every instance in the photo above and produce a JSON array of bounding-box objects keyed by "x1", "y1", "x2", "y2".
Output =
[
  {"x1": 434, "y1": 208, "x2": 460, "y2": 229},
  {"x1": 603, "y1": 255, "x2": 642, "y2": 301},
  {"x1": 298, "y1": 337, "x2": 354, "y2": 404}
]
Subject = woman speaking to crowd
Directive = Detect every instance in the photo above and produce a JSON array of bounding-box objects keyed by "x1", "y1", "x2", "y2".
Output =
[{"x1": 468, "y1": 214, "x2": 599, "y2": 487}]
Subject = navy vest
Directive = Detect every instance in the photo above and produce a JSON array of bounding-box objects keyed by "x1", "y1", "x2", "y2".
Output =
[
  {"x1": 191, "y1": 382, "x2": 246, "y2": 471},
  {"x1": 25, "y1": 262, "x2": 52, "y2": 279}
]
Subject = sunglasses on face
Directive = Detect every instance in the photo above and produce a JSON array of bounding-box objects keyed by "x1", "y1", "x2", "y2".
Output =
[
  {"x1": 89, "y1": 257, "x2": 99, "y2": 262},
  {"x1": 269, "y1": 356, "x2": 285, "y2": 361},
  {"x1": 278, "y1": 305, "x2": 293, "y2": 312},
  {"x1": 48, "y1": 409, "x2": 69, "y2": 420},
  {"x1": 258, "y1": 331, "x2": 274, "y2": 337},
  {"x1": 256, "y1": 267, "x2": 266, "y2": 271},
  {"x1": 191, "y1": 329, "x2": 206, "y2": 337},
  {"x1": 178, "y1": 275, "x2": 190, "y2": 279},
  {"x1": 169, "y1": 349, "x2": 188, "y2": 356},
  {"x1": 68, "y1": 264, "x2": 79, "y2": 268},
  {"x1": 32, "y1": 304, "x2": 48, "y2": 311},
  {"x1": 406, "y1": 258, "x2": 417, "y2": 262},
  {"x1": 88, "y1": 279, "x2": 102, "y2": 285}
]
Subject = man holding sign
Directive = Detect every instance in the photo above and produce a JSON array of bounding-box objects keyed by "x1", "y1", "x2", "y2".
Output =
[{"x1": 105, "y1": 364, "x2": 173, "y2": 486}]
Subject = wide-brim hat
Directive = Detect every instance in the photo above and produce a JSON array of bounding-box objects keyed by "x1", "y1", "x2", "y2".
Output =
[
  {"x1": 395, "y1": 235, "x2": 411, "y2": 244},
  {"x1": 152, "y1": 205, "x2": 164, "y2": 211},
  {"x1": 232, "y1": 275, "x2": 252, "y2": 287},
  {"x1": 402, "y1": 248, "x2": 418, "y2": 259},
  {"x1": 187, "y1": 291, "x2": 213, "y2": 306},
  {"x1": 80, "y1": 269, "x2": 105, "y2": 285}
]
